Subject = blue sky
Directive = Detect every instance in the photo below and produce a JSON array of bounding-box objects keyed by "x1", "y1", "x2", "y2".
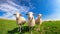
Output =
[{"x1": 0, "y1": 0, "x2": 60, "y2": 20}]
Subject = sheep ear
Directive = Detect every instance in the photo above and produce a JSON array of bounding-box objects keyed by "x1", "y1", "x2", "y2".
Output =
[
  {"x1": 13, "y1": 14, "x2": 16, "y2": 15},
  {"x1": 26, "y1": 14, "x2": 28, "y2": 15}
]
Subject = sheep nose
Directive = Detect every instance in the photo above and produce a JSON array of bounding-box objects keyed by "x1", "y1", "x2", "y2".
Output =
[
  {"x1": 17, "y1": 18, "x2": 19, "y2": 20},
  {"x1": 29, "y1": 17, "x2": 31, "y2": 19}
]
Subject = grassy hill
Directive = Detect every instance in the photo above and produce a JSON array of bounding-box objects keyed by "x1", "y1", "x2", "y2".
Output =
[{"x1": 0, "y1": 19, "x2": 60, "y2": 34}]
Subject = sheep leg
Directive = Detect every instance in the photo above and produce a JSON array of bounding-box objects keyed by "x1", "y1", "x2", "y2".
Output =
[
  {"x1": 18, "y1": 26, "x2": 19, "y2": 31},
  {"x1": 19, "y1": 25, "x2": 22, "y2": 33},
  {"x1": 38, "y1": 21, "x2": 42, "y2": 31},
  {"x1": 31, "y1": 27, "x2": 32, "y2": 34},
  {"x1": 20, "y1": 25, "x2": 22, "y2": 33},
  {"x1": 38, "y1": 24, "x2": 40, "y2": 31},
  {"x1": 29, "y1": 26, "x2": 32, "y2": 34},
  {"x1": 29, "y1": 26, "x2": 30, "y2": 32},
  {"x1": 21, "y1": 25, "x2": 23, "y2": 30},
  {"x1": 30, "y1": 27, "x2": 33, "y2": 34},
  {"x1": 36, "y1": 24, "x2": 40, "y2": 31},
  {"x1": 18, "y1": 25, "x2": 20, "y2": 31}
]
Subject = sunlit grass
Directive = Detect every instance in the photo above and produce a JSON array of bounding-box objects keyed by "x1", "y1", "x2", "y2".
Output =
[{"x1": 0, "y1": 19, "x2": 60, "y2": 34}]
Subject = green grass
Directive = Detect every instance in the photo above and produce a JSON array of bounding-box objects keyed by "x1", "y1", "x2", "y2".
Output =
[{"x1": 0, "y1": 19, "x2": 60, "y2": 34}]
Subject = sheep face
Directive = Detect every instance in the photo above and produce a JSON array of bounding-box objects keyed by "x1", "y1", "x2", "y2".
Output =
[
  {"x1": 26, "y1": 12, "x2": 34, "y2": 20},
  {"x1": 38, "y1": 14, "x2": 42, "y2": 18},
  {"x1": 14, "y1": 12, "x2": 22, "y2": 18}
]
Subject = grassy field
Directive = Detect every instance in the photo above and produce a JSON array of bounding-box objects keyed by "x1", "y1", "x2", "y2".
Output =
[{"x1": 0, "y1": 19, "x2": 60, "y2": 34}]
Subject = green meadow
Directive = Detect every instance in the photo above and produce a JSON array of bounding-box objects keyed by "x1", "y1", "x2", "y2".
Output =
[{"x1": 0, "y1": 19, "x2": 60, "y2": 34}]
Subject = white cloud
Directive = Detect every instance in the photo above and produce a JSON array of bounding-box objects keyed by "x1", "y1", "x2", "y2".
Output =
[{"x1": 0, "y1": 0, "x2": 31, "y2": 19}]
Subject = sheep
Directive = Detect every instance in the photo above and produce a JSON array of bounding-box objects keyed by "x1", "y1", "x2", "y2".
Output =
[
  {"x1": 26, "y1": 12, "x2": 35, "y2": 34},
  {"x1": 13, "y1": 12, "x2": 26, "y2": 33},
  {"x1": 35, "y1": 14, "x2": 42, "y2": 31}
]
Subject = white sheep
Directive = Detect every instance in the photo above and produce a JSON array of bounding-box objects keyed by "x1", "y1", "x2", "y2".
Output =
[
  {"x1": 26, "y1": 12, "x2": 35, "y2": 34},
  {"x1": 35, "y1": 14, "x2": 42, "y2": 31},
  {"x1": 14, "y1": 12, "x2": 26, "y2": 33}
]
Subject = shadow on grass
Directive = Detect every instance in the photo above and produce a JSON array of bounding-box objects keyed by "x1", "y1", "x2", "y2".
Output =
[{"x1": 8, "y1": 26, "x2": 29, "y2": 34}]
